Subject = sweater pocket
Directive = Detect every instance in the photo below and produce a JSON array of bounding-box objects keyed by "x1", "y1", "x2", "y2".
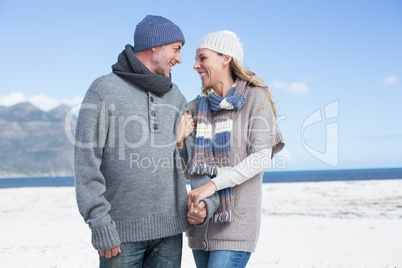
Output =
[
  {"x1": 232, "y1": 201, "x2": 248, "y2": 218},
  {"x1": 208, "y1": 212, "x2": 251, "y2": 241}
]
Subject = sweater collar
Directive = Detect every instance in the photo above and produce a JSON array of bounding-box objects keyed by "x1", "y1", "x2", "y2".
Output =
[{"x1": 111, "y1": 45, "x2": 173, "y2": 97}]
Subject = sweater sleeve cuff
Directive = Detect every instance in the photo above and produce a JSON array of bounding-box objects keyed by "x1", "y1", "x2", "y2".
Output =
[
  {"x1": 197, "y1": 193, "x2": 219, "y2": 227},
  {"x1": 250, "y1": 132, "x2": 284, "y2": 157},
  {"x1": 91, "y1": 222, "x2": 121, "y2": 250}
]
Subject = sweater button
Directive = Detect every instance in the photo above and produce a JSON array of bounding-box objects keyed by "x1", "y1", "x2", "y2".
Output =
[
  {"x1": 151, "y1": 111, "x2": 156, "y2": 117},
  {"x1": 150, "y1": 96, "x2": 154, "y2": 102},
  {"x1": 153, "y1": 124, "x2": 158, "y2": 130},
  {"x1": 202, "y1": 241, "x2": 207, "y2": 249}
]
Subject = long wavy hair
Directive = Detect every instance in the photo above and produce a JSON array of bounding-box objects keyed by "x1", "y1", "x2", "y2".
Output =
[{"x1": 230, "y1": 58, "x2": 277, "y2": 117}]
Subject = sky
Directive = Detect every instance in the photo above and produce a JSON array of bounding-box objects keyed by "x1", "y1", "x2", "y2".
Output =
[{"x1": 1, "y1": 0, "x2": 401, "y2": 171}]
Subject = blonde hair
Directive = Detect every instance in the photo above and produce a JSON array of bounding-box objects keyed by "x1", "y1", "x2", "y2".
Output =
[{"x1": 230, "y1": 58, "x2": 277, "y2": 117}]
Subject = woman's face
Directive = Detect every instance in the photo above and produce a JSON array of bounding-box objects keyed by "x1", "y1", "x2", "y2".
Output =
[{"x1": 193, "y1": 48, "x2": 227, "y2": 89}]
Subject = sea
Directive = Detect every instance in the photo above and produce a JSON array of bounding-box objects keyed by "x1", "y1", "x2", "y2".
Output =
[{"x1": 0, "y1": 168, "x2": 401, "y2": 189}]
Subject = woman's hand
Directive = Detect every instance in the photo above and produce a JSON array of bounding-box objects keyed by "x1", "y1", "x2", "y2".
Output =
[
  {"x1": 177, "y1": 113, "x2": 195, "y2": 147},
  {"x1": 187, "y1": 181, "x2": 217, "y2": 207}
]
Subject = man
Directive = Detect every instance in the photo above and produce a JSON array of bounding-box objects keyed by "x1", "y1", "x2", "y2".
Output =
[{"x1": 74, "y1": 15, "x2": 193, "y2": 267}]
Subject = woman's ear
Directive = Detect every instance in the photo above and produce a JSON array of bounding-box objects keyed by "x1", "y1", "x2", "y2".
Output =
[{"x1": 223, "y1": 55, "x2": 232, "y2": 66}]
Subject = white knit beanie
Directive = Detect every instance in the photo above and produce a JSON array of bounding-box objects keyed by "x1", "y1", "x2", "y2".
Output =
[{"x1": 197, "y1": 30, "x2": 244, "y2": 64}]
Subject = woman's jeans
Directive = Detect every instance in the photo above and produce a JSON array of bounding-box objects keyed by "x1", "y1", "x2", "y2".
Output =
[
  {"x1": 99, "y1": 234, "x2": 182, "y2": 268},
  {"x1": 192, "y1": 249, "x2": 251, "y2": 268}
]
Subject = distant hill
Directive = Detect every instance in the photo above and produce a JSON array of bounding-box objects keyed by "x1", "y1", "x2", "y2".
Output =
[{"x1": 0, "y1": 102, "x2": 76, "y2": 178}]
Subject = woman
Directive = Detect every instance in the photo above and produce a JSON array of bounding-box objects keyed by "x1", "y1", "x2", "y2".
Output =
[{"x1": 184, "y1": 30, "x2": 285, "y2": 267}]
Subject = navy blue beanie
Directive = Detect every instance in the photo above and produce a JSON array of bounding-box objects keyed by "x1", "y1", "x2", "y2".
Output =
[{"x1": 133, "y1": 15, "x2": 185, "y2": 53}]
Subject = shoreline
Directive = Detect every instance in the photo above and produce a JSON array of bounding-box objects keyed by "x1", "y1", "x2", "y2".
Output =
[{"x1": 1, "y1": 167, "x2": 402, "y2": 189}]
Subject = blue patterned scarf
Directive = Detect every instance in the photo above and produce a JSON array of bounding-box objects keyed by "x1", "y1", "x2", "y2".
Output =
[{"x1": 190, "y1": 79, "x2": 248, "y2": 223}]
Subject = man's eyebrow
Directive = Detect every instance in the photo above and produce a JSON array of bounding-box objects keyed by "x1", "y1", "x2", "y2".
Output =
[{"x1": 173, "y1": 45, "x2": 182, "y2": 50}]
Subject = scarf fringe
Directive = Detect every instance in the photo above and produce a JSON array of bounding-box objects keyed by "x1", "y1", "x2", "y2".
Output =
[
  {"x1": 213, "y1": 211, "x2": 233, "y2": 223},
  {"x1": 190, "y1": 163, "x2": 217, "y2": 177}
]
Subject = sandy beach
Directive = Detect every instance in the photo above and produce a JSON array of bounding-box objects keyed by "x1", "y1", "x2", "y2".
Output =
[{"x1": 1, "y1": 179, "x2": 401, "y2": 268}]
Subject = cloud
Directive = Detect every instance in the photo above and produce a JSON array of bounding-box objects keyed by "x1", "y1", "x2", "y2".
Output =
[
  {"x1": 0, "y1": 92, "x2": 26, "y2": 105},
  {"x1": 0, "y1": 92, "x2": 83, "y2": 111},
  {"x1": 382, "y1": 75, "x2": 399, "y2": 86},
  {"x1": 271, "y1": 80, "x2": 311, "y2": 95},
  {"x1": 28, "y1": 94, "x2": 63, "y2": 111}
]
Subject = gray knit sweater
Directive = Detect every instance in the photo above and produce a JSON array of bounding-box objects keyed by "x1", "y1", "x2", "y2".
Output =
[
  {"x1": 184, "y1": 84, "x2": 284, "y2": 253},
  {"x1": 74, "y1": 46, "x2": 189, "y2": 250}
]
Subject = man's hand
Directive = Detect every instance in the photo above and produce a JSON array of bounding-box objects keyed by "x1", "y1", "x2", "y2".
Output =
[
  {"x1": 99, "y1": 245, "x2": 121, "y2": 259},
  {"x1": 187, "y1": 201, "x2": 207, "y2": 225}
]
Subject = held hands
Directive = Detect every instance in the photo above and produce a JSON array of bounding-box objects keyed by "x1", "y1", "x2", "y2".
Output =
[
  {"x1": 187, "y1": 201, "x2": 207, "y2": 225},
  {"x1": 99, "y1": 245, "x2": 121, "y2": 259},
  {"x1": 188, "y1": 181, "x2": 217, "y2": 205},
  {"x1": 187, "y1": 181, "x2": 217, "y2": 225},
  {"x1": 177, "y1": 113, "x2": 195, "y2": 147}
]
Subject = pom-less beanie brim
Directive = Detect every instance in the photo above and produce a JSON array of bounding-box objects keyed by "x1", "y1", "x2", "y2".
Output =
[
  {"x1": 133, "y1": 15, "x2": 185, "y2": 53},
  {"x1": 197, "y1": 30, "x2": 243, "y2": 64}
]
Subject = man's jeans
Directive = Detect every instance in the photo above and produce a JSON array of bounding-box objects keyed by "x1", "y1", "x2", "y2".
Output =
[
  {"x1": 99, "y1": 234, "x2": 182, "y2": 268},
  {"x1": 192, "y1": 249, "x2": 251, "y2": 268}
]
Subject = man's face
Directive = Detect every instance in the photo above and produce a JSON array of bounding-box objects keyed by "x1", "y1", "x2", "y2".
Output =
[{"x1": 150, "y1": 41, "x2": 182, "y2": 77}]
